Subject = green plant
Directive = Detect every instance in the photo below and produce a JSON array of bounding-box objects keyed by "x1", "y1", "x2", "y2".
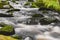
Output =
[
  {"x1": 0, "y1": 25, "x2": 13, "y2": 32},
  {"x1": 0, "y1": 24, "x2": 15, "y2": 35},
  {"x1": 26, "y1": 0, "x2": 60, "y2": 12}
]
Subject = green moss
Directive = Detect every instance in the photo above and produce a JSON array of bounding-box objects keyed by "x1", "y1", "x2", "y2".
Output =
[
  {"x1": 25, "y1": 2, "x2": 30, "y2": 6},
  {"x1": 0, "y1": 24, "x2": 15, "y2": 35},
  {"x1": 0, "y1": 25, "x2": 13, "y2": 32},
  {"x1": 27, "y1": 0, "x2": 60, "y2": 12}
]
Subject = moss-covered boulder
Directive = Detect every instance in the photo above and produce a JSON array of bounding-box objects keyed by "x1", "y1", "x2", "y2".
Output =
[
  {"x1": 0, "y1": 35, "x2": 17, "y2": 40},
  {"x1": 39, "y1": 17, "x2": 59, "y2": 25},
  {"x1": 0, "y1": 24, "x2": 15, "y2": 35}
]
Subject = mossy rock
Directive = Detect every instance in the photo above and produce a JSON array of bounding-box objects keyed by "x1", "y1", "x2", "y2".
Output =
[
  {"x1": 0, "y1": 35, "x2": 17, "y2": 40},
  {"x1": 0, "y1": 24, "x2": 15, "y2": 35},
  {"x1": 39, "y1": 17, "x2": 59, "y2": 25},
  {"x1": 32, "y1": 14, "x2": 44, "y2": 18}
]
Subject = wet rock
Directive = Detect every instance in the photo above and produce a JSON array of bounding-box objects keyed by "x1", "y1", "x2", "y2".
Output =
[
  {"x1": 39, "y1": 8, "x2": 55, "y2": 12},
  {"x1": 39, "y1": 17, "x2": 58, "y2": 25},
  {"x1": 25, "y1": 14, "x2": 44, "y2": 25},
  {"x1": 0, "y1": 13, "x2": 14, "y2": 17},
  {"x1": 6, "y1": 9, "x2": 20, "y2": 13}
]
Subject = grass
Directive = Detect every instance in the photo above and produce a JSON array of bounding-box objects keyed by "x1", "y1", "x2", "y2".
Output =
[
  {"x1": 26, "y1": 0, "x2": 60, "y2": 12},
  {"x1": 0, "y1": 25, "x2": 13, "y2": 32}
]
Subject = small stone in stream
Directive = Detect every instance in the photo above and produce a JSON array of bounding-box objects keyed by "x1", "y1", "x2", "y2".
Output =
[
  {"x1": 0, "y1": 13, "x2": 14, "y2": 17},
  {"x1": 0, "y1": 25, "x2": 15, "y2": 35}
]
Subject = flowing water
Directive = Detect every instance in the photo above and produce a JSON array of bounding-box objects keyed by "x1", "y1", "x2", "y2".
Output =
[{"x1": 0, "y1": 0, "x2": 60, "y2": 40}]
